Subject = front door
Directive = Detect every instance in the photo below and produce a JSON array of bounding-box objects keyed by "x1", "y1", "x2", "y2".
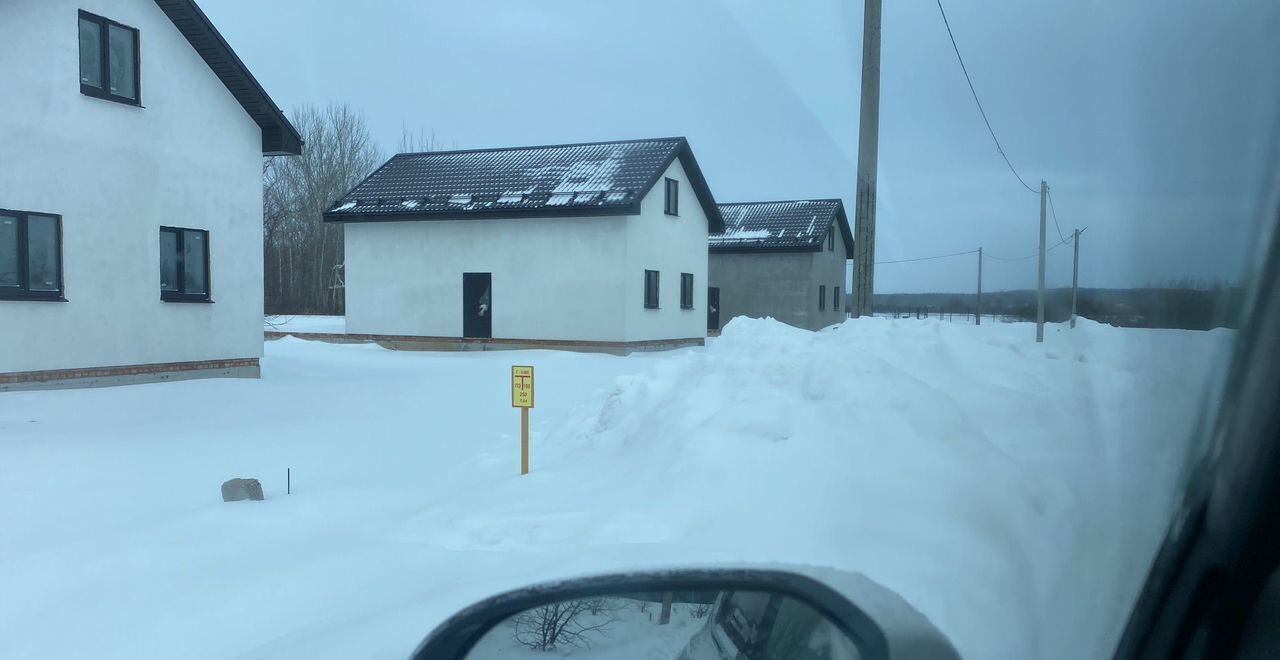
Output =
[
  {"x1": 463, "y1": 272, "x2": 492, "y2": 338},
  {"x1": 707, "y1": 287, "x2": 721, "y2": 331}
]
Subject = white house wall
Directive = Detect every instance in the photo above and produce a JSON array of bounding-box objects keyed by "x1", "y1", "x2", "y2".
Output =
[
  {"x1": 0, "y1": 0, "x2": 264, "y2": 373},
  {"x1": 623, "y1": 158, "x2": 710, "y2": 342},
  {"x1": 343, "y1": 215, "x2": 629, "y2": 341}
]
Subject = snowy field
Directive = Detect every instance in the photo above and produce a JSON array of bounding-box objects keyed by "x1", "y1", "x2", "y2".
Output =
[{"x1": 0, "y1": 318, "x2": 1231, "y2": 660}]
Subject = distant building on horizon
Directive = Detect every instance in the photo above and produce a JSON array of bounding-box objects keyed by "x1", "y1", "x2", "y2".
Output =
[
  {"x1": 708, "y1": 199, "x2": 852, "y2": 332},
  {"x1": 323, "y1": 137, "x2": 723, "y2": 353}
]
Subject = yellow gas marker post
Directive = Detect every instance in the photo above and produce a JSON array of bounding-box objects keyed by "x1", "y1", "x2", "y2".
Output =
[{"x1": 512, "y1": 365, "x2": 535, "y2": 475}]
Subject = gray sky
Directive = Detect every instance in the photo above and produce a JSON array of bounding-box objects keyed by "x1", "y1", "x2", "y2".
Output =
[{"x1": 205, "y1": 0, "x2": 1279, "y2": 293}]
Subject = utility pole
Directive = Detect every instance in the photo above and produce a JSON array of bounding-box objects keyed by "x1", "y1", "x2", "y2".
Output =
[
  {"x1": 1036, "y1": 180, "x2": 1047, "y2": 342},
  {"x1": 1070, "y1": 227, "x2": 1085, "y2": 328},
  {"x1": 852, "y1": 0, "x2": 882, "y2": 318},
  {"x1": 976, "y1": 247, "x2": 983, "y2": 325}
]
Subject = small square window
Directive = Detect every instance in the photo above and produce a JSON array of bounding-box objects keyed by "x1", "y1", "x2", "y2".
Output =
[
  {"x1": 0, "y1": 210, "x2": 64, "y2": 301},
  {"x1": 79, "y1": 11, "x2": 139, "y2": 106},
  {"x1": 680, "y1": 273, "x2": 694, "y2": 309},
  {"x1": 160, "y1": 227, "x2": 210, "y2": 302},
  {"x1": 644, "y1": 269, "x2": 660, "y2": 309},
  {"x1": 819, "y1": 284, "x2": 827, "y2": 311},
  {"x1": 664, "y1": 178, "x2": 679, "y2": 216}
]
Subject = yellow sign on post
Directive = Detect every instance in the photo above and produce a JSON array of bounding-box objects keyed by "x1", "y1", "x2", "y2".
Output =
[
  {"x1": 512, "y1": 366, "x2": 534, "y2": 475},
  {"x1": 512, "y1": 366, "x2": 535, "y2": 408}
]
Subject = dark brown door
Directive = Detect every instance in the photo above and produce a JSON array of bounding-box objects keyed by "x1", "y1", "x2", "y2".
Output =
[
  {"x1": 463, "y1": 272, "x2": 492, "y2": 338},
  {"x1": 707, "y1": 287, "x2": 720, "y2": 331}
]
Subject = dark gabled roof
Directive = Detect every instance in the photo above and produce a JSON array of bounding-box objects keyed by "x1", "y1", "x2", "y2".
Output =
[
  {"x1": 709, "y1": 199, "x2": 854, "y2": 253},
  {"x1": 153, "y1": 0, "x2": 302, "y2": 155},
  {"x1": 323, "y1": 137, "x2": 723, "y2": 231}
]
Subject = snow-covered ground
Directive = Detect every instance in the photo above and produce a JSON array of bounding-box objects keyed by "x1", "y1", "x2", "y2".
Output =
[
  {"x1": 0, "y1": 318, "x2": 1230, "y2": 660},
  {"x1": 265, "y1": 314, "x2": 347, "y2": 334}
]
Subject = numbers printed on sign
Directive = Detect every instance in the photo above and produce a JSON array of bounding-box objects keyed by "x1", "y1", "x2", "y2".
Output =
[{"x1": 512, "y1": 365, "x2": 534, "y2": 408}]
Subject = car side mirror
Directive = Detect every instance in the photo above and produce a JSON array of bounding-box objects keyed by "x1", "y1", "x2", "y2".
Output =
[{"x1": 410, "y1": 566, "x2": 961, "y2": 659}]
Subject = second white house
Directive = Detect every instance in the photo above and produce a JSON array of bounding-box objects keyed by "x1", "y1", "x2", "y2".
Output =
[{"x1": 323, "y1": 137, "x2": 723, "y2": 351}]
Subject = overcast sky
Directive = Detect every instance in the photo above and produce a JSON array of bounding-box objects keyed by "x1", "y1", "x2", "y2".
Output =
[{"x1": 205, "y1": 0, "x2": 1279, "y2": 293}]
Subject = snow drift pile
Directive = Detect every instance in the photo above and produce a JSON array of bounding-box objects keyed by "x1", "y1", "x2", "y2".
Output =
[{"x1": 451, "y1": 317, "x2": 1231, "y2": 660}]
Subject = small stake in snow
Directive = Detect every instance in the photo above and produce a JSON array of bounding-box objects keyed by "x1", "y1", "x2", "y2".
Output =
[
  {"x1": 287, "y1": 468, "x2": 291, "y2": 495},
  {"x1": 512, "y1": 366, "x2": 535, "y2": 475}
]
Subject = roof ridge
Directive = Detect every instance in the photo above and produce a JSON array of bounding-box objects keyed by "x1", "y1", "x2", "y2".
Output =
[
  {"x1": 393, "y1": 136, "x2": 688, "y2": 158},
  {"x1": 718, "y1": 198, "x2": 845, "y2": 207}
]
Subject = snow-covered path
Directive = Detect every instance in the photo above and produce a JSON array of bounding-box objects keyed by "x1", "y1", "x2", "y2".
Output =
[{"x1": 0, "y1": 318, "x2": 1230, "y2": 660}]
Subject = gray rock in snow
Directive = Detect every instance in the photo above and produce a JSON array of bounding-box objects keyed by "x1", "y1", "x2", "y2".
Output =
[{"x1": 221, "y1": 478, "x2": 265, "y2": 502}]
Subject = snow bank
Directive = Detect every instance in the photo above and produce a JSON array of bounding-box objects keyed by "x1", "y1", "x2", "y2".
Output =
[
  {"x1": 0, "y1": 318, "x2": 1231, "y2": 660},
  {"x1": 414, "y1": 317, "x2": 1231, "y2": 660}
]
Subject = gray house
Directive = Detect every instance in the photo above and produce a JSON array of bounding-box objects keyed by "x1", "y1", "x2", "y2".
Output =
[{"x1": 708, "y1": 199, "x2": 853, "y2": 331}]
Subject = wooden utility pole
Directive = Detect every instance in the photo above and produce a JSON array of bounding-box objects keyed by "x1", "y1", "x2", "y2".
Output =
[
  {"x1": 659, "y1": 592, "x2": 673, "y2": 625},
  {"x1": 852, "y1": 0, "x2": 882, "y2": 318},
  {"x1": 1070, "y1": 227, "x2": 1085, "y2": 328},
  {"x1": 976, "y1": 247, "x2": 983, "y2": 325},
  {"x1": 1036, "y1": 181, "x2": 1047, "y2": 342}
]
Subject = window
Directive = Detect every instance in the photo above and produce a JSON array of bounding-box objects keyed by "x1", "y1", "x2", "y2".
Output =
[
  {"x1": 79, "y1": 11, "x2": 139, "y2": 105},
  {"x1": 828, "y1": 226, "x2": 835, "y2": 251},
  {"x1": 644, "y1": 269, "x2": 660, "y2": 309},
  {"x1": 664, "y1": 178, "x2": 679, "y2": 216},
  {"x1": 681, "y1": 273, "x2": 694, "y2": 309},
  {"x1": 834, "y1": 286, "x2": 840, "y2": 311},
  {"x1": 160, "y1": 227, "x2": 209, "y2": 302},
  {"x1": 0, "y1": 210, "x2": 63, "y2": 301},
  {"x1": 819, "y1": 284, "x2": 826, "y2": 311}
]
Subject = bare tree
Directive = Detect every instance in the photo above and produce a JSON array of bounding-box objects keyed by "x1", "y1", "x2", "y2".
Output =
[
  {"x1": 511, "y1": 599, "x2": 620, "y2": 651},
  {"x1": 398, "y1": 123, "x2": 455, "y2": 153},
  {"x1": 262, "y1": 103, "x2": 383, "y2": 314}
]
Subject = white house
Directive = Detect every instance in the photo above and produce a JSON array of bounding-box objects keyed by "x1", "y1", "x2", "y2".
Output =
[
  {"x1": 708, "y1": 199, "x2": 853, "y2": 331},
  {"x1": 0, "y1": 0, "x2": 301, "y2": 390},
  {"x1": 325, "y1": 137, "x2": 723, "y2": 352}
]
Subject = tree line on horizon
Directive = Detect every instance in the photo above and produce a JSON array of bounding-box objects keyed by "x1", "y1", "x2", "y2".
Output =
[
  {"x1": 262, "y1": 103, "x2": 444, "y2": 315},
  {"x1": 871, "y1": 283, "x2": 1246, "y2": 330}
]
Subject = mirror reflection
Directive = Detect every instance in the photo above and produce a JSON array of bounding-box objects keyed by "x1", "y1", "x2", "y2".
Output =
[{"x1": 467, "y1": 589, "x2": 863, "y2": 659}]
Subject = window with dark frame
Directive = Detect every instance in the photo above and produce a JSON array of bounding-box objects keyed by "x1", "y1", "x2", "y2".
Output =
[
  {"x1": 644, "y1": 269, "x2": 660, "y2": 309},
  {"x1": 0, "y1": 210, "x2": 63, "y2": 301},
  {"x1": 79, "y1": 10, "x2": 140, "y2": 105},
  {"x1": 664, "y1": 178, "x2": 679, "y2": 216},
  {"x1": 834, "y1": 286, "x2": 840, "y2": 311},
  {"x1": 680, "y1": 272, "x2": 694, "y2": 309},
  {"x1": 819, "y1": 284, "x2": 826, "y2": 311},
  {"x1": 828, "y1": 226, "x2": 835, "y2": 251},
  {"x1": 159, "y1": 227, "x2": 210, "y2": 302}
]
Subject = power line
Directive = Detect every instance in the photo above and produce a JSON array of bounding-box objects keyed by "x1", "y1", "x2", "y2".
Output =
[
  {"x1": 876, "y1": 249, "x2": 978, "y2": 265},
  {"x1": 935, "y1": 0, "x2": 1038, "y2": 195},
  {"x1": 1047, "y1": 189, "x2": 1068, "y2": 244},
  {"x1": 985, "y1": 237, "x2": 1070, "y2": 262},
  {"x1": 984, "y1": 250, "x2": 1038, "y2": 262}
]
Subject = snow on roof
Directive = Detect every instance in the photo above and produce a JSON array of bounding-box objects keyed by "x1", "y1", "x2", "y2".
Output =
[
  {"x1": 715, "y1": 228, "x2": 774, "y2": 241},
  {"x1": 323, "y1": 138, "x2": 690, "y2": 221},
  {"x1": 710, "y1": 199, "x2": 850, "y2": 252}
]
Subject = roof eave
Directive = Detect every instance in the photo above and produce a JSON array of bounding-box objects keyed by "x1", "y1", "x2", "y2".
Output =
[
  {"x1": 323, "y1": 202, "x2": 644, "y2": 224},
  {"x1": 154, "y1": 0, "x2": 303, "y2": 156},
  {"x1": 709, "y1": 244, "x2": 822, "y2": 254},
  {"x1": 834, "y1": 203, "x2": 855, "y2": 254}
]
